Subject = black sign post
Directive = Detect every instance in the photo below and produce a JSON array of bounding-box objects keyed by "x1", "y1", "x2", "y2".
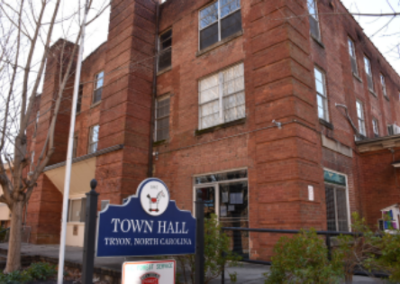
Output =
[
  {"x1": 82, "y1": 179, "x2": 99, "y2": 284},
  {"x1": 195, "y1": 190, "x2": 205, "y2": 284}
]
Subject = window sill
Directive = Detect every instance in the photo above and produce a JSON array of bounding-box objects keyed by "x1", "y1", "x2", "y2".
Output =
[
  {"x1": 369, "y1": 89, "x2": 377, "y2": 97},
  {"x1": 311, "y1": 35, "x2": 325, "y2": 49},
  {"x1": 153, "y1": 139, "x2": 167, "y2": 147},
  {"x1": 195, "y1": 118, "x2": 246, "y2": 136},
  {"x1": 196, "y1": 30, "x2": 243, "y2": 57},
  {"x1": 353, "y1": 73, "x2": 362, "y2": 83},
  {"x1": 90, "y1": 101, "x2": 101, "y2": 109},
  {"x1": 157, "y1": 66, "x2": 172, "y2": 76},
  {"x1": 319, "y1": 119, "x2": 334, "y2": 130}
]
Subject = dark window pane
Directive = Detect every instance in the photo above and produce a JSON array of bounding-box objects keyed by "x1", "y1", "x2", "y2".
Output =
[
  {"x1": 351, "y1": 57, "x2": 358, "y2": 75},
  {"x1": 156, "y1": 98, "x2": 170, "y2": 141},
  {"x1": 221, "y1": 10, "x2": 242, "y2": 39},
  {"x1": 158, "y1": 48, "x2": 172, "y2": 72},
  {"x1": 160, "y1": 30, "x2": 172, "y2": 42},
  {"x1": 77, "y1": 84, "x2": 83, "y2": 113},
  {"x1": 336, "y1": 189, "x2": 349, "y2": 232},
  {"x1": 200, "y1": 23, "x2": 219, "y2": 50},
  {"x1": 197, "y1": 187, "x2": 216, "y2": 219},
  {"x1": 325, "y1": 185, "x2": 336, "y2": 231},
  {"x1": 93, "y1": 88, "x2": 102, "y2": 104},
  {"x1": 309, "y1": 16, "x2": 320, "y2": 40}
]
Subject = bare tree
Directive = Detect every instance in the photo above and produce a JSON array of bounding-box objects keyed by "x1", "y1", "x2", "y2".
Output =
[{"x1": 0, "y1": 0, "x2": 108, "y2": 273}]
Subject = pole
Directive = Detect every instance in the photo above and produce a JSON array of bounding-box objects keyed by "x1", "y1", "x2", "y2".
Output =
[
  {"x1": 195, "y1": 190, "x2": 204, "y2": 284},
  {"x1": 57, "y1": 2, "x2": 89, "y2": 283},
  {"x1": 82, "y1": 180, "x2": 99, "y2": 284}
]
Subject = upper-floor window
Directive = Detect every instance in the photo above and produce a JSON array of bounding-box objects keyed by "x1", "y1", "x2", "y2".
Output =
[
  {"x1": 372, "y1": 118, "x2": 379, "y2": 137},
  {"x1": 88, "y1": 125, "x2": 99, "y2": 154},
  {"x1": 307, "y1": 0, "x2": 320, "y2": 41},
  {"x1": 34, "y1": 111, "x2": 40, "y2": 136},
  {"x1": 364, "y1": 56, "x2": 374, "y2": 91},
  {"x1": 199, "y1": 63, "x2": 245, "y2": 129},
  {"x1": 348, "y1": 37, "x2": 358, "y2": 75},
  {"x1": 93, "y1": 71, "x2": 104, "y2": 104},
  {"x1": 356, "y1": 101, "x2": 366, "y2": 136},
  {"x1": 76, "y1": 84, "x2": 83, "y2": 113},
  {"x1": 199, "y1": 0, "x2": 242, "y2": 50},
  {"x1": 155, "y1": 96, "x2": 170, "y2": 141},
  {"x1": 380, "y1": 74, "x2": 388, "y2": 98},
  {"x1": 158, "y1": 30, "x2": 172, "y2": 72},
  {"x1": 314, "y1": 67, "x2": 329, "y2": 121}
]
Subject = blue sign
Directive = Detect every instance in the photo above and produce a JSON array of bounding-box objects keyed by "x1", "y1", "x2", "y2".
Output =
[{"x1": 96, "y1": 178, "x2": 196, "y2": 257}]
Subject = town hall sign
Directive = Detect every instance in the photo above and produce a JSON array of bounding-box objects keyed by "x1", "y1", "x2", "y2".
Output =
[{"x1": 96, "y1": 178, "x2": 196, "y2": 257}]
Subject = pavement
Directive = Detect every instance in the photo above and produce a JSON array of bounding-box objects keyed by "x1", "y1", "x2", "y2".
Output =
[{"x1": 0, "y1": 243, "x2": 389, "y2": 283}]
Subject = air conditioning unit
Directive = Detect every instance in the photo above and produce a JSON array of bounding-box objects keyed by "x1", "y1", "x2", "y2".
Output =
[{"x1": 388, "y1": 124, "x2": 400, "y2": 136}]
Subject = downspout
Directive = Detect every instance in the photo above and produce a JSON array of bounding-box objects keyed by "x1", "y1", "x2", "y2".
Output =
[{"x1": 147, "y1": 0, "x2": 160, "y2": 177}]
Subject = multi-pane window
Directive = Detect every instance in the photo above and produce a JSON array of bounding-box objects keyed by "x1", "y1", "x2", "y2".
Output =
[
  {"x1": 324, "y1": 170, "x2": 349, "y2": 232},
  {"x1": 68, "y1": 198, "x2": 86, "y2": 222},
  {"x1": 199, "y1": 63, "x2": 245, "y2": 129},
  {"x1": 72, "y1": 133, "x2": 78, "y2": 158},
  {"x1": 88, "y1": 125, "x2": 99, "y2": 154},
  {"x1": 76, "y1": 84, "x2": 83, "y2": 113},
  {"x1": 356, "y1": 101, "x2": 366, "y2": 136},
  {"x1": 348, "y1": 37, "x2": 358, "y2": 75},
  {"x1": 372, "y1": 118, "x2": 379, "y2": 137},
  {"x1": 199, "y1": 0, "x2": 242, "y2": 50},
  {"x1": 158, "y1": 30, "x2": 172, "y2": 72},
  {"x1": 307, "y1": 0, "x2": 320, "y2": 40},
  {"x1": 155, "y1": 96, "x2": 170, "y2": 141},
  {"x1": 364, "y1": 56, "x2": 374, "y2": 91},
  {"x1": 314, "y1": 67, "x2": 329, "y2": 121},
  {"x1": 93, "y1": 71, "x2": 104, "y2": 104},
  {"x1": 380, "y1": 74, "x2": 388, "y2": 98}
]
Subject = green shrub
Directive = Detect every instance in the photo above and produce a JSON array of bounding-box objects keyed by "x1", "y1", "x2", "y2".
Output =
[
  {"x1": 175, "y1": 214, "x2": 241, "y2": 284},
  {"x1": 25, "y1": 262, "x2": 57, "y2": 281},
  {"x1": 0, "y1": 262, "x2": 57, "y2": 284},
  {"x1": 264, "y1": 229, "x2": 344, "y2": 284},
  {"x1": 377, "y1": 231, "x2": 400, "y2": 282}
]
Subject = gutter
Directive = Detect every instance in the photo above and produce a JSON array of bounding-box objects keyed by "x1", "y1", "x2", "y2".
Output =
[{"x1": 147, "y1": 0, "x2": 160, "y2": 178}]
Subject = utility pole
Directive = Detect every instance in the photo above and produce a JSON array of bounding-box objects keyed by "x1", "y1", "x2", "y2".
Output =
[{"x1": 57, "y1": 1, "x2": 89, "y2": 283}]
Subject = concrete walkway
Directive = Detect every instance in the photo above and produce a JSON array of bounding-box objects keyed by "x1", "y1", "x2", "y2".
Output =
[{"x1": 0, "y1": 243, "x2": 388, "y2": 283}]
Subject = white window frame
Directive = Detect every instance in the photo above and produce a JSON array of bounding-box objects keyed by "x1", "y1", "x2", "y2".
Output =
[
  {"x1": 198, "y1": 0, "x2": 241, "y2": 50},
  {"x1": 323, "y1": 168, "x2": 352, "y2": 232},
  {"x1": 155, "y1": 95, "x2": 170, "y2": 141},
  {"x1": 314, "y1": 67, "x2": 329, "y2": 122},
  {"x1": 372, "y1": 118, "x2": 379, "y2": 137},
  {"x1": 157, "y1": 29, "x2": 172, "y2": 72},
  {"x1": 88, "y1": 125, "x2": 99, "y2": 154},
  {"x1": 93, "y1": 71, "x2": 104, "y2": 104},
  {"x1": 380, "y1": 74, "x2": 388, "y2": 98},
  {"x1": 348, "y1": 37, "x2": 358, "y2": 75},
  {"x1": 307, "y1": 0, "x2": 321, "y2": 40},
  {"x1": 198, "y1": 63, "x2": 245, "y2": 130},
  {"x1": 356, "y1": 100, "x2": 366, "y2": 136},
  {"x1": 364, "y1": 56, "x2": 374, "y2": 91}
]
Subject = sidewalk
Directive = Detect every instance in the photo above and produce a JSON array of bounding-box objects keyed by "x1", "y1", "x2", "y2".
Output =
[{"x1": 0, "y1": 243, "x2": 387, "y2": 283}]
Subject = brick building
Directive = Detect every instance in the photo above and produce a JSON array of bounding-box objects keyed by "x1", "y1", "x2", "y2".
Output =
[{"x1": 2, "y1": 0, "x2": 400, "y2": 258}]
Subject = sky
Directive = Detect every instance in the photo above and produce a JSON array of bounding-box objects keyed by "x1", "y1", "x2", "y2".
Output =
[{"x1": 83, "y1": 0, "x2": 400, "y2": 74}]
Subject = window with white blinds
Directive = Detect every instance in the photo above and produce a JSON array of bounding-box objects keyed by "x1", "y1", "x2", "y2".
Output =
[
  {"x1": 155, "y1": 96, "x2": 170, "y2": 141},
  {"x1": 199, "y1": 63, "x2": 245, "y2": 130}
]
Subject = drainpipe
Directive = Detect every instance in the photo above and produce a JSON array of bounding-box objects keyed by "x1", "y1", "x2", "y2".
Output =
[{"x1": 147, "y1": 0, "x2": 160, "y2": 177}]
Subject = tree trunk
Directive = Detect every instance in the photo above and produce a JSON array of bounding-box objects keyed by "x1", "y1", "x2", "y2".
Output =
[{"x1": 4, "y1": 201, "x2": 23, "y2": 273}]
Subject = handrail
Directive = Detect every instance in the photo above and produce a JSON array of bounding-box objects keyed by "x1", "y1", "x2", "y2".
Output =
[{"x1": 221, "y1": 227, "x2": 359, "y2": 236}]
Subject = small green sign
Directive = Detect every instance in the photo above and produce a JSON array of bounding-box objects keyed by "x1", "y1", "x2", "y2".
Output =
[{"x1": 324, "y1": 170, "x2": 346, "y2": 186}]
